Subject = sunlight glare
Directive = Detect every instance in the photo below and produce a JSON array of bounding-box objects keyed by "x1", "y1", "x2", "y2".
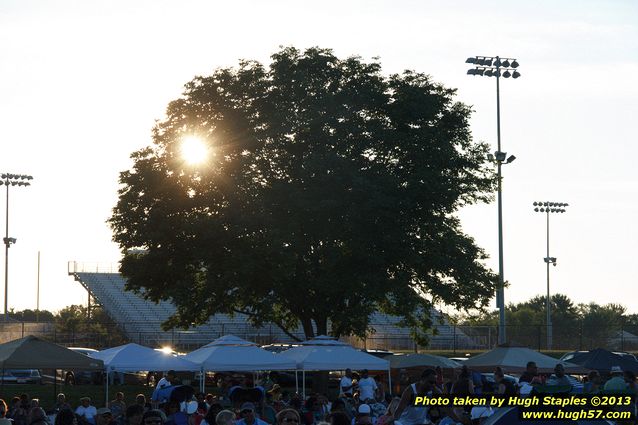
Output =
[
  {"x1": 159, "y1": 346, "x2": 174, "y2": 355},
  {"x1": 181, "y1": 136, "x2": 209, "y2": 165}
]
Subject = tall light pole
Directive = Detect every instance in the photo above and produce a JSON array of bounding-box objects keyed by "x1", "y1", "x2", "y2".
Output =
[
  {"x1": 533, "y1": 201, "x2": 568, "y2": 350},
  {"x1": 2, "y1": 173, "x2": 33, "y2": 321},
  {"x1": 466, "y1": 56, "x2": 520, "y2": 345}
]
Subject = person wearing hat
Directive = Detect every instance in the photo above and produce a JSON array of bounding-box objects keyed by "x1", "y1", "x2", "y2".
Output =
[
  {"x1": 353, "y1": 405, "x2": 372, "y2": 425},
  {"x1": 604, "y1": 366, "x2": 628, "y2": 391},
  {"x1": 236, "y1": 403, "x2": 268, "y2": 425},
  {"x1": 96, "y1": 408, "x2": 116, "y2": 425},
  {"x1": 76, "y1": 397, "x2": 98, "y2": 425}
]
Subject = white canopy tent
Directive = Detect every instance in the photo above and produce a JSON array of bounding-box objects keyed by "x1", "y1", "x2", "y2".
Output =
[
  {"x1": 183, "y1": 335, "x2": 297, "y2": 391},
  {"x1": 279, "y1": 335, "x2": 391, "y2": 397},
  {"x1": 90, "y1": 343, "x2": 200, "y2": 404}
]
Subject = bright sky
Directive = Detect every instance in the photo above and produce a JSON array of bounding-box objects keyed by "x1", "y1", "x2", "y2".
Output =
[{"x1": 0, "y1": 0, "x2": 636, "y2": 315}]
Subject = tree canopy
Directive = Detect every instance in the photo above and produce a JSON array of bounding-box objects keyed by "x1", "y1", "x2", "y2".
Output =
[
  {"x1": 109, "y1": 47, "x2": 497, "y2": 343},
  {"x1": 454, "y1": 294, "x2": 637, "y2": 350}
]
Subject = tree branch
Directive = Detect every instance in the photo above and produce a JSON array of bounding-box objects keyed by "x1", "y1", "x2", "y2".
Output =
[{"x1": 232, "y1": 308, "x2": 303, "y2": 342}]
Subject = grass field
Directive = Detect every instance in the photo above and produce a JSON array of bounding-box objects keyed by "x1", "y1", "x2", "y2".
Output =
[
  {"x1": 0, "y1": 384, "x2": 223, "y2": 410},
  {"x1": 0, "y1": 383, "x2": 155, "y2": 410}
]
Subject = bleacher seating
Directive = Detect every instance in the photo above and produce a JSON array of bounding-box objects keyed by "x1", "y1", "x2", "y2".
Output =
[{"x1": 70, "y1": 271, "x2": 475, "y2": 350}]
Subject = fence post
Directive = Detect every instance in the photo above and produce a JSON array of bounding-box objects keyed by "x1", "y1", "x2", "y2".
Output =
[
  {"x1": 453, "y1": 326, "x2": 457, "y2": 355},
  {"x1": 21, "y1": 321, "x2": 24, "y2": 338},
  {"x1": 621, "y1": 324, "x2": 625, "y2": 351},
  {"x1": 488, "y1": 327, "x2": 491, "y2": 349},
  {"x1": 579, "y1": 320, "x2": 583, "y2": 351},
  {"x1": 538, "y1": 325, "x2": 542, "y2": 351}
]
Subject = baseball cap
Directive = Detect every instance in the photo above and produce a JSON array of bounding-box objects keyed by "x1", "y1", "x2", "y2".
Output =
[
  {"x1": 358, "y1": 404, "x2": 371, "y2": 415},
  {"x1": 240, "y1": 402, "x2": 255, "y2": 412},
  {"x1": 96, "y1": 408, "x2": 112, "y2": 416}
]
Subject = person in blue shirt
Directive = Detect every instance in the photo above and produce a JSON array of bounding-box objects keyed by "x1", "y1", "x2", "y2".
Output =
[{"x1": 236, "y1": 403, "x2": 269, "y2": 425}]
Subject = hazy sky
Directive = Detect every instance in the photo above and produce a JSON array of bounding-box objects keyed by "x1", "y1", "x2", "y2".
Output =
[{"x1": 0, "y1": 0, "x2": 636, "y2": 315}]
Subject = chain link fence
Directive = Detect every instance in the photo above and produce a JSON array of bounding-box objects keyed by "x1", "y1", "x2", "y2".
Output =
[{"x1": 2, "y1": 321, "x2": 637, "y2": 353}]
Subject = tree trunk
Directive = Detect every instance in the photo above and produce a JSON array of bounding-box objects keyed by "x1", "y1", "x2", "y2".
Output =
[
  {"x1": 301, "y1": 317, "x2": 315, "y2": 340},
  {"x1": 316, "y1": 317, "x2": 328, "y2": 336}
]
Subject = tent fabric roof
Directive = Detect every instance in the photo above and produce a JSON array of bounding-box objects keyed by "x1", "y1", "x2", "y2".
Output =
[
  {"x1": 90, "y1": 343, "x2": 200, "y2": 372},
  {"x1": 300, "y1": 335, "x2": 350, "y2": 346},
  {"x1": 184, "y1": 335, "x2": 296, "y2": 371},
  {"x1": 389, "y1": 353, "x2": 461, "y2": 370},
  {"x1": 280, "y1": 341, "x2": 390, "y2": 371},
  {"x1": 203, "y1": 335, "x2": 257, "y2": 347},
  {"x1": 462, "y1": 346, "x2": 587, "y2": 373},
  {"x1": 0, "y1": 335, "x2": 104, "y2": 370},
  {"x1": 568, "y1": 348, "x2": 638, "y2": 374}
]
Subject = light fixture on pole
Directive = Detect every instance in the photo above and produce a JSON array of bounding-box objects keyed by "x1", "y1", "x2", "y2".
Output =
[
  {"x1": 466, "y1": 55, "x2": 521, "y2": 345},
  {"x1": 533, "y1": 201, "x2": 568, "y2": 350},
  {"x1": 2, "y1": 173, "x2": 33, "y2": 321}
]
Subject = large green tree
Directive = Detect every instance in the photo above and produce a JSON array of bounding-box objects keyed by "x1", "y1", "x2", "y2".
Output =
[{"x1": 109, "y1": 47, "x2": 497, "y2": 343}]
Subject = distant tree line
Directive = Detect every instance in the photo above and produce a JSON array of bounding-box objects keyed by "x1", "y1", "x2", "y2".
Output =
[
  {"x1": 7, "y1": 305, "x2": 128, "y2": 347},
  {"x1": 452, "y1": 294, "x2": 638, "y2": 350}
]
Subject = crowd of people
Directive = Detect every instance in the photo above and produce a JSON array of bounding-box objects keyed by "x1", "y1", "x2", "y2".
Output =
[{"x1": 0, "y1": 362, "x2": 637, "y2": 425}]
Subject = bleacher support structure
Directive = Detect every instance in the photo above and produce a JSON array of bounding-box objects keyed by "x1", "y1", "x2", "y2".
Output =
[{"x1": 68, "y1": 262, "x2": 476, "y2": 350}]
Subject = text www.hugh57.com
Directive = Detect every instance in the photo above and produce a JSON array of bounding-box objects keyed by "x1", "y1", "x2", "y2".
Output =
[{"x1": 521, "y1": 409, "x2": 632, "y2": 421}]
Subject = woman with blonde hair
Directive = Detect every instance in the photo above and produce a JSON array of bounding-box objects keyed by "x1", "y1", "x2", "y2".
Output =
[
  {"x1": 276, "y1": 409, "x2": 300, "y2": 425},
  {"x1": 215, "y1": 410, "x2": 236, "y2": 425},
  {"x1": 0, "y1": 400, "x2": 11, "y2": 425}
]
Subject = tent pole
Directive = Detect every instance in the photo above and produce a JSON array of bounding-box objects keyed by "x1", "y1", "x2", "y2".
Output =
[
  {"x1": 302, "y1": 371, "x2": 306, "y2": 399},
  {"x1": 200, "y1": 368, "x2": 204, "y2": 393},
  {"x1": 105, "y1": 370, "x2": 109, "y2": 407},
  {"x1": 295, "y1": 370, "x2": 298, "y2": 395},
  {"x1": 53, "y1": 369, "x2": 57, "y2": 404},
  {"x1": 387, "y1": 369, "x2": 392, "y2": 397}
]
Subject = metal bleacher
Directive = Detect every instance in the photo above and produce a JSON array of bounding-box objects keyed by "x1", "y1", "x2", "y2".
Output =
[{"x1": 68, "y1": 262, "x2": 474, "y2": 351}]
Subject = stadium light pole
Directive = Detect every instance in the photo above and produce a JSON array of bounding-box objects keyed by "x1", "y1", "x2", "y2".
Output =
[
  {"x1": 2, "y1": 173, "x2": 33, "y2": 321},
  {"x1": 466, "y1": 55, "x2": 520, "y2": 345},
  {"x1": 533, "y1": 201, "x2": 568, "y2": 350}
]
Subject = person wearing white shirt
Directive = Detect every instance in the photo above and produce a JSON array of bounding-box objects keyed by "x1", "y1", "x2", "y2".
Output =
[
  {"x1": 75, "y1": 397, "x2": 98, "y2": 425},
  {"x1": 357, "y1": 370, "x2": 378, "y2": 403},
  {"x1": 155, "y1": 370, "x2": 176, "y2": 392},
  {"x1": 340, "y1": 369, "x2": 355, "y2": 397}
]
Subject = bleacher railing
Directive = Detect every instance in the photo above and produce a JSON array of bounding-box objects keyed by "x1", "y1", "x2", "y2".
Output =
[{"x1": 68, "y1": 261, "x2": 120, "y2": 274}]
